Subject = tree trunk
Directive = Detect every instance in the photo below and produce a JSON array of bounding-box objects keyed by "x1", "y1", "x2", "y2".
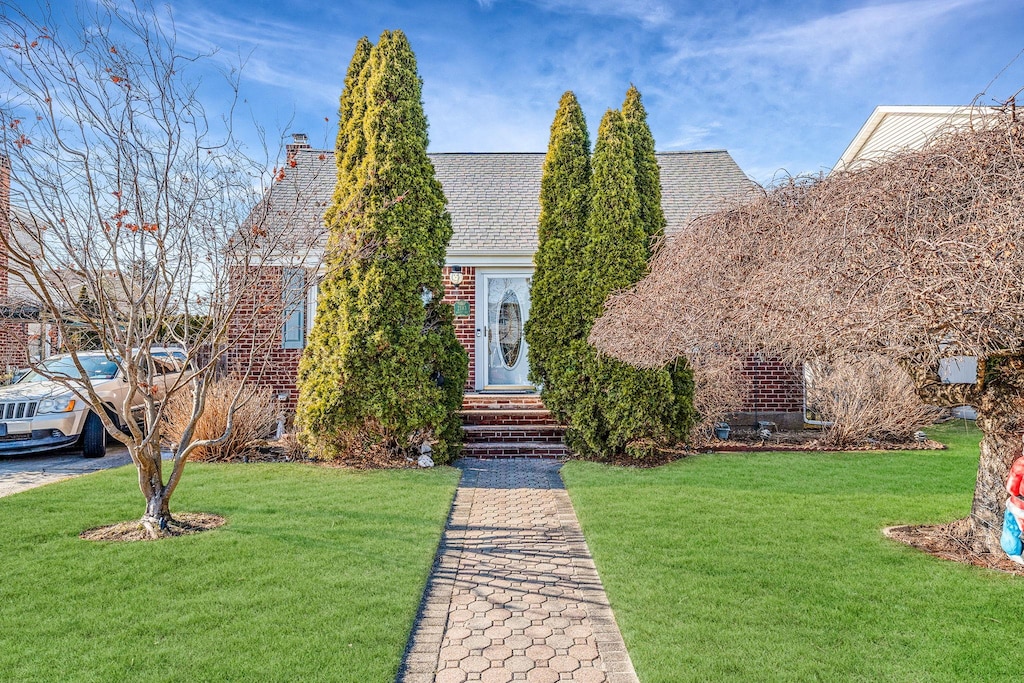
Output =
[
  {"x1": 967, "y1": 358, "x2": 1024, "y2": 554},
  {"x1": 135, "y1": 444, "x2": 173, "y2": 538},
  {"x1": 143, "y1": 490, "x2": 171, "y2": 538}
]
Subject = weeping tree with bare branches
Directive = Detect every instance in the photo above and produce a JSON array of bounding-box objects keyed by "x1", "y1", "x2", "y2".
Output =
[
  {"x1": 590, "y1": 103, "x2": 1024, "y2": 557},
  {"x1": 0, "y1": 2, "x2": 321, "y2": 536}
]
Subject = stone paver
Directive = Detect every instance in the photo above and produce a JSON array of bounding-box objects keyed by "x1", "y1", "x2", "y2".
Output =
[
  {"x1": 0, "y1": 447, "x2": 133, "y2": 498},
  {"x1": 399, "y1": 458, "x2": 639, "y2": 683}
]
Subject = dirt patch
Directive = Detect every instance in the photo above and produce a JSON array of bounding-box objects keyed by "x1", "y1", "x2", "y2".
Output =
[
  {"x1": 884, "y1": 518, "x2": 1024, "y2": 575},
  {"x1": 80, "y1": 512, "x2": 226, "y2": 542}
]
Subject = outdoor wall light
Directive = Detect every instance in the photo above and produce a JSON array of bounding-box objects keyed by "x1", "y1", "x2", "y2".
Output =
[{"x1": 449, "y1": 266, "x2": 464, "y2": 287}]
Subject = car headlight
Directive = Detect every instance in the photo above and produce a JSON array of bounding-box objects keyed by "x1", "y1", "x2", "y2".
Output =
[{"x1": 37, "y1": 396, "x2": 76, "y2": 414}]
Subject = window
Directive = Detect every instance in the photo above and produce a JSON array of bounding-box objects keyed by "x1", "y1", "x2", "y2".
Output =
[{"x1": 282, "y1": 268, "x2": 307, "y2": 349}]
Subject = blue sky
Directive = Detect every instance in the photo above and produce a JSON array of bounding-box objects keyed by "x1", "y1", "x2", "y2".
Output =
[{"x1": 42, "y1": 0, "x2": 1024, "y2": 183}]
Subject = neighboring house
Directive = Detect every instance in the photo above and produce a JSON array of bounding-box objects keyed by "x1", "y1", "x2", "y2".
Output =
[
  {"x1": 230, "y1": 136, "x2": 806, "y2": 425},
  {"x1": 835, "y1": 106, "x2": 990, "y2": 409},
  {"x1": 836, "y1": 105, "x2": 996, "y2": 171}
]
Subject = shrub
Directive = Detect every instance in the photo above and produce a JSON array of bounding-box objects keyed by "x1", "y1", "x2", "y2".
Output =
[
  {"x1": 163, "y1": 377, "x2": 277, "y2": 462},
  {"x1": 806, "y1": 354, "x2": 939, "y2": 446},
  {"x1": 534, "y1": 91, "x2": 697, "y2": 459}
]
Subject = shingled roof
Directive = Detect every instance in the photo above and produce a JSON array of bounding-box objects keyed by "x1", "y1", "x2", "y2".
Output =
[{"x1": 260, "y1": 148, "x2": 752, "y2": 257}]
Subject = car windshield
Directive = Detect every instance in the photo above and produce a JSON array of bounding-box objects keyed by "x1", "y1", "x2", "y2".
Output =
[{"x1": 21, "y1": 356, "x2": 120, "y2": 382}]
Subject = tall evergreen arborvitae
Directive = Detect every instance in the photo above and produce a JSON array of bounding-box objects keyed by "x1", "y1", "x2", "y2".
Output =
[
  {"x1": 296, "y1": 38, "x2": 372, "y2": 443},
  {"x1": 582, "y1": 110, "x2": 646, "y2": 309},
  {"x1": 622, "y1": 85, "x2": 667, "y2": 243},
  {"x1": 524, "y1": 92, "x2": 591, "y2": 416},
  {"x1": 622, "y1": 86, "x2": 696, "y2": 435},
  {"x1": 562, "y1": 107, "x2": 696, "y2": 458},
  {"x1": 331, "y1": 36, "x2": 372, "y2": 209},
  {"x1": 296, "y1": 31, "x2": 466, "y2": 462}
]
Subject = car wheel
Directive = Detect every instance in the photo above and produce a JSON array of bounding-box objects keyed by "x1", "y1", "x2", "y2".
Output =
[
  {"x1": 81, "y1": 412, "x2": 107, "y2": 459},
  {"x1": 104, "y1": 405, "x2": 129, "y2": 435}
]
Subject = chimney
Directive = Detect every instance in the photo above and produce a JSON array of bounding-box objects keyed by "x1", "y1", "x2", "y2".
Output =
[{"x1": 286, "y1": 133, "x2": 310, "y2": 162}]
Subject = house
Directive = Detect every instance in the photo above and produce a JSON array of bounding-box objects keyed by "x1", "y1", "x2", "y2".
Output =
[
  {"x1": 230, "y1": 136, "x2": 806, "y2": 426},
  {"x1": 836, "y1": 105, "x2": 996, "y2": 171}
]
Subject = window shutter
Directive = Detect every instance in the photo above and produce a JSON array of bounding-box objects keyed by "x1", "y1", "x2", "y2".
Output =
[{"x1": 282, "y1": 268, "x2": 306, "y2": 349}]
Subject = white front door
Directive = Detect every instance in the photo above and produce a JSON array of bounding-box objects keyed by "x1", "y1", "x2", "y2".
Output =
[{"x1": 476, "y1": 272, "x2": 532, "y2": 390}]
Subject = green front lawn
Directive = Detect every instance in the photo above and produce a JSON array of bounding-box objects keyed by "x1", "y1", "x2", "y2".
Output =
[
  {"x1": 0, "y1": 463, "x2": 459, "y2": 682},
  {"x1": 563, "y1": 422, "x2": 1023, "y2": 682}
]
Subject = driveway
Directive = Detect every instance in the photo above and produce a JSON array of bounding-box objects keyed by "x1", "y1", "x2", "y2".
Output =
[{"x1": 0, "y1": 446, "x2": 133, "y2": 498}]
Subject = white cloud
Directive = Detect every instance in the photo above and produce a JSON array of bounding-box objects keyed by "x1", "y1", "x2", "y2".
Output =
[
  {"x1": 424, "y1": 82, "x2": 551, "y2": 151},
  {"x1": 664, "y1": 122, "x2": 723, "y2": 150},
  {"x1": 529, "y1": 0, "x2": 675, "y2": 28},
  {"x1": 171, "y1": 4, "x2": 347, "y2": 110},
  {"x1": 668, "y1": 0, "x2": 982, "y2": 78}
]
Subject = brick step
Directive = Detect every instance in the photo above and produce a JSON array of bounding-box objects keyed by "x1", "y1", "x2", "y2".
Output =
[
  {"x1": 459, "y1": 409, "x2": 558, "y2": 427},
  {"x1": 461, "y1": 393, "x2": 545, "y2": 410},
  {"x1": 462, "y1": 425, "x2": 566, "y2": 444},
  {"x1": 461, "y1": 441, "x2": 572, "y2": 459}
]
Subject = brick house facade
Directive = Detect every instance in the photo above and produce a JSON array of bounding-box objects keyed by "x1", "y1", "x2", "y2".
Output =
[
  {"x1": 230, "y1": 142, "x2": 805, "y2": 425},
  {"x1": 225, "y1": 265, "x2": 305, "y2": 411}
]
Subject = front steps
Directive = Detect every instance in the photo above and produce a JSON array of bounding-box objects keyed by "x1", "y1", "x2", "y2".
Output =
[{"x1": 460, "y1": 393, "x2": 571, "y2": 459}]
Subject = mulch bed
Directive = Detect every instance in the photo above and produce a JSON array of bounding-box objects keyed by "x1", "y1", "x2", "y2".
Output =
[
  {"x1": 80, "y1": 512, "x2": 226, "y2": 542},
  {"x1": 597, "y1": 447, "x2": 691, "y2": 468},
  {"x1": 233, "y1": 439, "x2": 421, "y2": 470},
  {"x1": 592, "y1": 430, "x2": 945, "y2": 469},
  {"x1": 885, "y1": 518, "x2": 1024, "y2": 576},
  {"x1": 704, "y1": 427, "x2": 945, "y2": 453}
]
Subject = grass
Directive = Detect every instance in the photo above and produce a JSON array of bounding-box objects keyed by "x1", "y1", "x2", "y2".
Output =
[
  {"x1": 0, "y1": 462, "x2": 459, "y2": 682},
  {"x1": 562, "y1": 421, "x2": 1024, "y2": 682}
]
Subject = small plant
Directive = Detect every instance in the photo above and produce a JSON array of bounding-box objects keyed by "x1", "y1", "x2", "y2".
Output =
[{"x1": 163, "y1": 377, "x2": 277, "y2": 461}]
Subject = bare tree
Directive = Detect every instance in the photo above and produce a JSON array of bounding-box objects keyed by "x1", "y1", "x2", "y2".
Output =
[
  {"x1": 0, "y1": 1, "x2": 323, "y2": 536},
  {"x1": 590, "y1": 104, "x2": 1024, "y2": 555}
]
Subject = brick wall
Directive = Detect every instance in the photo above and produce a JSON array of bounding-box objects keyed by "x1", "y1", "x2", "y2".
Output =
[
  {"x1": 441, "y1": 266, "x2": 476, "y2": 390},
  {"x1": 226, "y1": 265, "x2": 303, "y2": 414},
  {"x1": 738, "y1": 354, "x2": 804, "y2": 422},
  {"x1": 0, "y1": 155, "x2": 9, "y2": 300},
  {"x1": 229, "y1": 266, "x2": 480, "y2": 414}
]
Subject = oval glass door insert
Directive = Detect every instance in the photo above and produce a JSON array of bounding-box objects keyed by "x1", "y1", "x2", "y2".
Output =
[{"x1": 497, "y1": 290, "x2": 523, "y2": 368}]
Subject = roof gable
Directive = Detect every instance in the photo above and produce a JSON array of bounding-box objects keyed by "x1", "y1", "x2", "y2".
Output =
[{"x1": 836, "y1": 105, "x2": 999, "y2": 171}]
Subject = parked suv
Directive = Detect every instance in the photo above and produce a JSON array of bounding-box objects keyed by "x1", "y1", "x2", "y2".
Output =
[{"x1": 0, "y1": 350, "x2": 184, "y2": 458}]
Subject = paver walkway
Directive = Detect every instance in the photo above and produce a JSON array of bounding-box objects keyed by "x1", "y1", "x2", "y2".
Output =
[
  {"x1": 400, "y1": 458, "x2": 639, "y2": 683},
  {"x1": 0, "y1": 447, "x2": 132, "y2": 498}
]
